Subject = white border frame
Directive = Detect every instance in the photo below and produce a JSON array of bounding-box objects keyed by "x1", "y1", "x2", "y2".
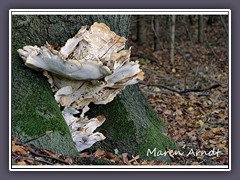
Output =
[{"x1": 9, "y1": 9, "x2": 231, "y2": 171}]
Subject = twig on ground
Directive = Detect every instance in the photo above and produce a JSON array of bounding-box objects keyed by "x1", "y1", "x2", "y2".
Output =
[
  {"x1": 140, "y1": 82, "x2": 221, "y2": 95},
  {"x1": 28, "y1": 147, "x2": 70, "y2": 165},
  {"x1": 140, "y1": 82, "x2": 180, "y2": 94},
  {"x1": 12, "y1": 154, "x2": 54, "y2": 165}
]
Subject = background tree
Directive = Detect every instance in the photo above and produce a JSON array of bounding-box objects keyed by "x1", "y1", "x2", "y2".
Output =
[
  {"x1": 11, "y1": 15, "x2": 176, "y2": 162},
  {"x1": 170, "y1": 15, "x2": 176, "y2": 65},
  {"x1": 198, "y1": 15, "x2": 204, "y2": 43},
  {"x1": 137, "y1": 15, "x2": 148, "y2": 45}
]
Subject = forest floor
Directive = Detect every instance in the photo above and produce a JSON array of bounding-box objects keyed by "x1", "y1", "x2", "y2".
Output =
[
  {"x1": 129, "y1": 15, "x2": 229, "y2": 165},
  {"x1": 11, "y1": 16, "x2": 229, "y2": 166}
]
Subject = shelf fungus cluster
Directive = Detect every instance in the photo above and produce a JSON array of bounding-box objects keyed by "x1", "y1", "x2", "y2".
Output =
[{"x1": 17, "y1": 22, "x2": 144, "y2": 152}]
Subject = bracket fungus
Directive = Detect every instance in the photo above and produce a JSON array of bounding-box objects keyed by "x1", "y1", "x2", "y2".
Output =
[{"x1": 17, "y1": 22, "x2": 144, "y2": 152}]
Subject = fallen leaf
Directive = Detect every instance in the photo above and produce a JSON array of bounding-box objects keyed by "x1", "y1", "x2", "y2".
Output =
[
  {"x1": 175, "y1": 115, "x2": 183, "y2": 121},
  {"x1": 94, "y1": 148, "x2": 105, "y2": 157},
  {"x1": 65, "y1": 157, "x2": 73, "y2": 164},
  {"x1": 25, "y1": 159, "x2": 34, "y2": 165},
  {"x1": 191, "y1": 162, "x2": 200, "y2": 165},
  {"x1": 105, "y1": 152, "x2": 116, "y2": 159},
  {"x1": 212, "y1": 126, "x2": 221, "y2": 133},
  {"x1": 141, "y1": 160, "x2": 148, "y2": 165},
  {"x1": 122, "y1": 153, "x2": 129, "y2": 164},
  {"x1": 163, "y1": 109, "x2": 172, "y2": 115},
  {"x1": 177, "y1": 119, "x2": 186, "y2": 126},
  {"x1": 80, "y1": 152, "x2": 89, "y2": 158},
  {"x1": 17, "y1": 160, "x2": 27, "y2": 165},
  {"x1": 12, "y1": 144, "x2": 27, "y2": 155},
  {"x1": 137, "y1": 71, "x2": 145, "y2": 80},
  {"x1": 198, "y1": 120, "x2": 205, "y2": 127},
  {"x1": 188, "y1": 107, "x2": 194, "y2": 111},
  {"x1": 178, "y1": 128, "x2": 186, "y2": 135},
  {"x1": 41, "y1": 149, "x2": 60, "y2": 158},
  {"x1": 176, "y1": 109, "x2": 183, "y2": 115}
]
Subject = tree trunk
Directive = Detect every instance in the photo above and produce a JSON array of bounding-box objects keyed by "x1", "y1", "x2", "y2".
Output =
[
  {"x1": 11, "y1": 15, "x2": 176, "y2": 161},
  {"x1": 153, "y1": 16, "x2": 161, "y2": 51},
  {"x1": 198, "y1": 15, "x2": 204, "y2": 43},
  {"x1": 170, "y1": 15, "x2": 176, "y2": 65},
  {"x1": 137, "y1": 16, "x2": 148, "y2": 45}
]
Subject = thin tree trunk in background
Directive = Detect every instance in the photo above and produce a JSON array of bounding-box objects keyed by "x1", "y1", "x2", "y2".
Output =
[
  {"x1": 153, "y1": 16, "x2": 161, "y2": 51},
  {"x1": 198, "y1": 15, "x2": 204, "y2": 43},
  {"x1": 189, "y1": 15, "x2": 194, "y2": 25},
  {"x1": 220, "y1": 15, "x2": 228, "y2": 36},
  {"x1": 170, "y1": 15, "x2": 176, "y2": 65},
  {"x1": 137, "y1": 16, "x2": 148, "y2": 45}
]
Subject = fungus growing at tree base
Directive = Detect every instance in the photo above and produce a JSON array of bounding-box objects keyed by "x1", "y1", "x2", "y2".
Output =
[{"x1": 18, "y1": 22, "x2": 143, "y2": 152}]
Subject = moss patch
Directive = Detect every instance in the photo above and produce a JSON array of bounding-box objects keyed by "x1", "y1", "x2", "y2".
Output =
[
  {"x1": 11, "y1": 50, "x2": 78, "y2": 157},
  {"x1": 87, "y1": 85, "x2": 177, "y2": 161}
]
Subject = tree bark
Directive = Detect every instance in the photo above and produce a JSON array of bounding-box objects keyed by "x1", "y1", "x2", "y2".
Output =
[
  {"x1": 170, "y1": 15, "x2": 176, "y2": 65},
  {"x1": 137, "y1": 16, "x2": 148, "y2": 45},
  {"x1": 12, "y1": 15, "x2": 176, "y2": 161},
  {"x1": 153, "y1": 16, "x2": 161, "y2": 51},
  {"x1": 198, "y1": 15, "x2": 204, "y2": 43}
]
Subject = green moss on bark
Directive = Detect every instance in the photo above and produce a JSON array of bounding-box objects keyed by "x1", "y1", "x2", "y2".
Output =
[
  {"x1": 11, "y1": 50, "x2": 78, "y2": 157},
  {"x1": 87, "y1": 85, "x2": 177, "y2": 161}
]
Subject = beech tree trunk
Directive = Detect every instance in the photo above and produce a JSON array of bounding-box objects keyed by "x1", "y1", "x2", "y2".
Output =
[{"x1": 11, "y1": 15, "x2": 176, "y2": 161}]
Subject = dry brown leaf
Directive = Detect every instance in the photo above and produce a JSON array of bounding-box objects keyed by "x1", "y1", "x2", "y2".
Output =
[
  {"x1": 41, "y1": 149, "x2": 60, "y2": 158},
  {"x1": 133, "y1": 161, "x2": 139, "y2": 165},
  {"x1": 141, "y1": 160, "x2": 148, "y2": 165},
  {"x1": 163, "y1": 109, "x2": 172, "y2": 115},
  {"x1": 113, "y1": 156, "x2": 122, "y2": 163},
  {"x1": 94, "y1": 148, "x2": 105, "y2": 157},
  {"x1": 176, "y1": 109, "x2": 183, "y2": 115},
  {"x1": 177, "y1": 119, "x2": 186, "y2": 126},
  {"x1": 175, "y1": 115, "x2": 183, "y2": 121},
  {"x1": 17, "y1": 160, "x2": 27, "y2": 165},
  {"x1": 80, "y1": 152, "x2": 89, "y2": 158},
  {"x1": 191, "y1": 162, "x2": 200, "y2": 165},
  {"x1": 212, "y1": 126, "x2": 221, "y2": 133},
  {"x1": 65, "y1": 157, "x2": 74, "y2": 164},
  {"x1": 178, "y1": 128, "x2": 186, "y2": 135},
  {"x1": 188, "y1": 107, "x2": 194, "y2": 111},
  {"x1": 137, "y1": 71, "x2": 145, "y2": 81},
  {"x1": 198, "y1": 120, "x2": 204, "y2": 127},
  {"x1": 25, "y1": 159, "x2": 34, "y2": 165},
  {"x1": 105, "y1": 152, "x2": 116, "y2": 159},
  {"x1": 12, "y1": 144, "x2": 27, "y2": 155}
]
